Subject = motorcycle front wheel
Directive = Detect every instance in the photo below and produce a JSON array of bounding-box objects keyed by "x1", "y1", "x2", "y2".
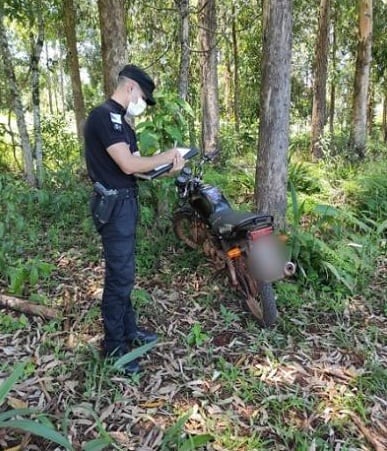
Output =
[
  {"x1": 172, "y1": 208, "x2": 208, "y2": 249},
  {"x1": 233, "y1": 258, "x2": 278, "y2": 327}
]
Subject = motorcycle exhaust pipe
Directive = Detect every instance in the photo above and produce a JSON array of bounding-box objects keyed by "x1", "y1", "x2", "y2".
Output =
[{"x1": 283, "y1": 262, "x2": 296, "y2": 277}]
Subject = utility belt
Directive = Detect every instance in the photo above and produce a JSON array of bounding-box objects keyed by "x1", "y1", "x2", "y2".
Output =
[{"x1": 92, "y1": 182, "x2": 138, "y2": 224}]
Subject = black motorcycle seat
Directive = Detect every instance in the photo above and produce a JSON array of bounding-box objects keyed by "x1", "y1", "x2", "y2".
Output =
[{"x1": 209, "y1": 208, "x2": 272, "y2": 235}]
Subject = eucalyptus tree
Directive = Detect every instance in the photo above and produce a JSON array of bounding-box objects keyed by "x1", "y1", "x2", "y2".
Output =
[
  {"x1": 310, "y1": 0, "x2": 331, "y2": 160},
  {"x1": 31, "y1": 7, "x2": 44, "y2": 186},
  {"x1": 198, "y1": 0, "x2": 219, "y2": 154},
  {"x1": 255, "y1": 0, "x2": 292, "y2": 229},
  {"x1": 351, "y1": 0, "x2": 373, "y2": 158},
  {"x1": 63, "y1": 0, "x2": 85, "y2": 143},
  {"x1": 371, "y1": 0, "x2": 386, "y2": 142},
  {"x1": 97, "y1": 0, "x2": 127, "y2": 98},
  {"x1": 0, "y1": 4, "x2": 36, "y2": 186},
  {"x1": 175, "y1": 0, "x2": 190, "y2": 101}
]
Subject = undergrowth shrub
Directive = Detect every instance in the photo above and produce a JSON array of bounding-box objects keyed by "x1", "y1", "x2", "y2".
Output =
[
  {"x1": 342, "y1": 161, "x2": 387, "y2": 223},
  {"x1": 287, "y1": 184, "x2": 378, "y2": 294},
  {"x1": 0, "y1": 170, "x2": 94, "y2": 298}
]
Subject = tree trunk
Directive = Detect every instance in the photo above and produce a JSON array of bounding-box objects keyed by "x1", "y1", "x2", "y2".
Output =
[
  {"x1": 310, "y1": 0, "x2": 331, "y2": 160},
  {"x1": 0, "y1": 12, "x2": 36, "y2": 186},
  {"x1": 224, "y1": 46, "x2": 234, "y2": 119},
  {"x1": 176, "y1": 0, "x2": 190, "y2": 101},
  {"x1": 58, "y1": 41, "x2": 66, "y2": 114},
  {"x1": 255, "y1": 0, "x2": 292, "y2": 230},
  {"x1": 63, "y1": 0, "x2": 86, "y2": 143},
  {"x1": 98, "y1": 0, "x2": 127, "y2": 98},
  {"x1": 45, "y1": 42, "x2": 54, "y2": 115},
  {"x1": 198, "y1": 0, "x2": 220, "y2": 155},
  {"x1": 329, "y1": 16, "x2": 337, "y2": 136},
  {"x1": 31, "y1": 15, "x2": 44, "y2": 187},
  {"x1": 351, "y1": 0, "x2": 373, "y2": 159},
  {"x1": 383, "y1": 94, "x2": 387, "y2": 143},
  {"x1": 231, "y1": 4, "x2": 240, "y2": 133}
]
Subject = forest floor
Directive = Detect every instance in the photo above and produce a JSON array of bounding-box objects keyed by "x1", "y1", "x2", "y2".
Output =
[{"x1": 0, "y1": 243, "x2": 386, "y2": 450}]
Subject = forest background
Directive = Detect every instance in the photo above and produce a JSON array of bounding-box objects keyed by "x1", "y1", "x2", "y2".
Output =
[{"x1": 0, "y1": 0, "x2": 386, "y2": 450}]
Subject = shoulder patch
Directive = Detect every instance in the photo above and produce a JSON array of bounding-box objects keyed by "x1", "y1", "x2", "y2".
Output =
[{"x1": 110, "y1": 113, "x2": 122, "y2": 124}]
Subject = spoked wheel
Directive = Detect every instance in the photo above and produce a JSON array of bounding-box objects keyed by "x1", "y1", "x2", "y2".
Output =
[
  {"x1": 172, "y1": 208, "x2": 208, "y2": 249},
  {"x1": 233, "y1": 257, "x2": 278, "y2": 327}
]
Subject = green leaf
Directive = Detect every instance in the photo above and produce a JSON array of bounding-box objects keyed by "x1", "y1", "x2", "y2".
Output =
[
  {"x1": 82, "y1": 437, "x2": 112, "y2": 451},
  {"x1": 29, "y1": 265, "x2": 39, "y2": 286},
  {"x1": 0, "y1": 419, "x2": 73, "y2": 450},
  {"x1": 0, "y1": 361, "x2": 26, "y2": 405},
  {"x1": 113, "y1": 341, "x2": 158, "y2": 369},
  {"x1": 179, "y1": 434, "x2": 214, "y2": 450},
  {"x1": 0, "y1": 408, "x2": 38, "y2": 422}
]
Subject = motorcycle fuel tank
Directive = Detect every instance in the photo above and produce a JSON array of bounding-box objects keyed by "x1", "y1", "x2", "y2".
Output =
[{"x1": 190, "y1": 185, "x2": 231, "y2": 219}]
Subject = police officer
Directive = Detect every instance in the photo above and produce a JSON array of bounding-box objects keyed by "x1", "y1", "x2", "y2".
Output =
[{"x1": 84, "y1": 64, "x2": 184, "y2": 375}]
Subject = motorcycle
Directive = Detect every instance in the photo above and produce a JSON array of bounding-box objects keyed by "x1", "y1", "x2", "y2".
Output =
[{"x1": 172, "y1": 151, "x2": 296, "y2": 327}]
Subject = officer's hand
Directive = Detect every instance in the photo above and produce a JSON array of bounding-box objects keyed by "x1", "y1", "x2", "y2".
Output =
[{"x1": 169, "y1": 151, "x2": 185, "y2": 174}]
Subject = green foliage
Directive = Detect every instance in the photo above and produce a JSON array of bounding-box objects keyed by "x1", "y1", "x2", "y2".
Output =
[
  {"x1": 186, "y1": 323, "x2": 210, "y2": 347},
  {"x1": 0, "y1": 312, "x2": 29, "y2": 332},
  {"x1": 8, "y1": 258, "x2": 54, "y2": 297},
  {"x1": 136, "y1": 90, "x2": 194, "y2": 154},
  {"x1": 287, "y1": 183, "x2": 374, "y2": 293},
  {"x1": 41, "y1": 115, "x2": 80, "y2": 170},
  {"x1": 0, "y1": 361, "x2": 73, "y2": 450},
  {"x1": 342, "y1": 161, "x2": 387, "y2": 223},
  {"x1": 161, "y1": 410, "x2": 213, "y2": 451},
  {"x1": 0, "y1": 170, "x2": 94, "y2": 297}
]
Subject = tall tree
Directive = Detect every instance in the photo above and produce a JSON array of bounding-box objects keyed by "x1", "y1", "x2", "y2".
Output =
[
  {"x1": 198, "y1": 0, "x2": 220, "y2": 154},
  {"x1": 31, "y1": 10, "x2": 44, "y2": 186},
  {"x1": 175, "y1": 0, "x2": 190, "y2": 101},
  {"x1": 310, "y1": 0, "x2": 331, "y2": 160},
  {"x1": 351, "y1": 0, "x2": 373, "y2": 159},
  {"x1": 63, "y1": 0, "x2": 86, "y2": 143},
  {"x1": 97, "y1": 0, "x2": 127, "y2": 98},
  {"x1": 255, "y1": 0, "x2": 292, "y2": 229},
  {"x1": 231, "y1": 3, "x2": 240, "y2": 133},
  {"x1": 0, "y1": 10, "x2": 36, "y2": 186}
]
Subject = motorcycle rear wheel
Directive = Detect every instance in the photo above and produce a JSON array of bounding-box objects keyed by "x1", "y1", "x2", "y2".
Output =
[{"x1": 234, "y1": 258, "x2": 278, "y2": 327}]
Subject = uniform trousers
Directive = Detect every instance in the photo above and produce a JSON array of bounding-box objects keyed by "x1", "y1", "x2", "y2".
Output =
[{"x1": 92, "y1": 193, "x2": 139, "y2": 354}]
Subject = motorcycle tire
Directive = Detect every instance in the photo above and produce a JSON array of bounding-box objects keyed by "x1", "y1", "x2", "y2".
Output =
[
  {"x1": 234, "y1": 258, "x2": 278, "y2": 327},
  {"x1": 172, "y1": 208, "x2": 207, "y2": 249}
]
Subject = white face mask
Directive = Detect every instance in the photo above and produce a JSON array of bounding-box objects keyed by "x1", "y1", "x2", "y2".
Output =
[{"x1": 126, "y1": 97, "x2": 147, "y2": 117}]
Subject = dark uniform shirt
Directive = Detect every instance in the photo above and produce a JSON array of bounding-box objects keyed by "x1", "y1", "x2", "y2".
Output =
[{"x1": 84, "y1": 98, "x2": 138, "y2": 189}]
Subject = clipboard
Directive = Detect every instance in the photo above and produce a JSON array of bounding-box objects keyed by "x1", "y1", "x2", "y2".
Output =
[{"x1": 134, "y1": 147, "x2": 198, "y2": 180}]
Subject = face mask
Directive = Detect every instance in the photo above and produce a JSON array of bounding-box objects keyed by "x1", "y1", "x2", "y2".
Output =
[{"x1": 126, "y1": 97, "x2": 147, "y2": 117}]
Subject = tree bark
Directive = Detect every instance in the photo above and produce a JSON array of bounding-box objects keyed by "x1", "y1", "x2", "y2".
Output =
[
  {"x1": 0, "y1": 11, "x2": 36, "y2": 186},
  {"x1": 255, "y1": 0, "x2": 292, "y2": 230},
  {"x1": 97, "y1": 0, "x2": 127, "y2": 98},
  {"x1": 176, "y1": 0, "x2": 190, "y2": 101},
  {"x1": 45, "y1": 42, "x2": 54, "y2": 115},
  {"x1": 383, "y1": 94, "x2": 387, "y2": 143},
  {"x1": 31, "y1": 15, "x2": 44, "y2": 187},
  {"x1": 231, "y1": 4, "x2": 240, "y2": 133},
  {"x1": 198, "y1": 0, "x2": 220, "y2": 155},
  {"x1": 351, "y1": 0, "x2": 373, "y2": 159},
  {"x1": 63, "y1": 0, "x2": 86, "y2": 143},
  {"x1": 310, "y1": 0, "x2": 331, "y2": 160},
  {"x1": 329, "y1": 16, "x2": 337, "y2": 136}
]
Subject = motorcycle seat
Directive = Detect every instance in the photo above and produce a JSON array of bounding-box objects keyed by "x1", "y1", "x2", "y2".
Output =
[{"x1": 209, "y1": 208, "x2": 272, "y2": 235}]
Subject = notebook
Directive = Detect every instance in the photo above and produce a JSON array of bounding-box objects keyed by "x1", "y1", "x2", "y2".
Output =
[{"x1": 134, "y1": 147, "x2": 198, "y2": 180}]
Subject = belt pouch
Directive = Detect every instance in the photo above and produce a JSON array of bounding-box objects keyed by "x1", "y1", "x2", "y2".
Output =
[{"x1": 94, "y1": 193, "x2": 117, "y2": 224}]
